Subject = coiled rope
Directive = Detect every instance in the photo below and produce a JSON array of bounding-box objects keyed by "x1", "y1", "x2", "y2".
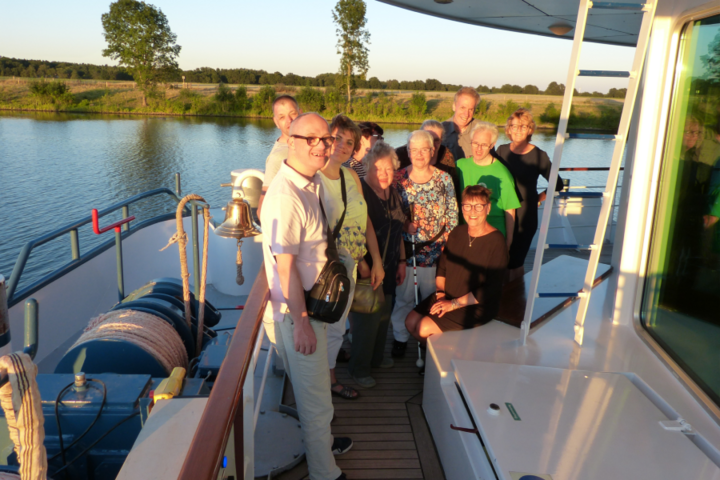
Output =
[
  {"x1": 71, "y1": 310, "x2": 188, "y2": 374},
  {"x1": 161, "y1": 194, "x2": 211, "y2": 355}
]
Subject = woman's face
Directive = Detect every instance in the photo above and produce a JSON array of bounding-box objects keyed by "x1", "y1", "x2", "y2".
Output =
[
  {"x1": 506, "y1": 116, "x2": 533, "y2": 143},
  {"x1": 329, "y1": 127, "x2": 356, "y2": 165},
  {"x1": 368, "y1": 156, "x2": 395, "y2": 191},
  {"x1": 358, "y1": 134, "x2": 379, "y2": 159},
  {"x1": 408, "y1": 138, "x2": 434, "y2": 170},
  {"x1": 471, "y1": 130, "x2": 495, "y2": 163},
  {"x1": 461, "y1": 196, "x2": 490, "y2": 227}
]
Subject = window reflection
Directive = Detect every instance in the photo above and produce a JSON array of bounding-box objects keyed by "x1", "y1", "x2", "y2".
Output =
[{"x1": 643, "y1": 14, "x2": 720, "y2": 405}]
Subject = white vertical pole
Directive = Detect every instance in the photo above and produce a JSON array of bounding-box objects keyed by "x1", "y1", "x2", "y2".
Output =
[{"x1": 521, "y1": 0, "x2": 591, "y2": 345}]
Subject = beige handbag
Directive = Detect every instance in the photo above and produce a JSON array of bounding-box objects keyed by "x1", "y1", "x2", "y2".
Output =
[{"x1": 350, "y1": 202, "x2": 391, "y2": 314}]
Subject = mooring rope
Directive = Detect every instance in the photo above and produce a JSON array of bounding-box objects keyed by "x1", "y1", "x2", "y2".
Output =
[
  {"x1": 160, "y1": 195, "x2": 211, "y2": 355},
  {"x1": 71, "y1": 310, "x2": 188, "y2": 374}
]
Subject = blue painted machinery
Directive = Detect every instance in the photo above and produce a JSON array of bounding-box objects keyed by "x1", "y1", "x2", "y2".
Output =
[{"x1": 0, "y1": 278, "x2": 232, "y2": 479}]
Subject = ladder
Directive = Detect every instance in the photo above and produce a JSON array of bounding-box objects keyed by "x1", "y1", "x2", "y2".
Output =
[{"x1": 520, "y1": 0, "x2": 657, "y2": 346}]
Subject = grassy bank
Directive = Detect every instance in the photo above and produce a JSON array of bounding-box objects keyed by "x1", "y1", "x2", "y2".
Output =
[{"x1": 0, "y1": 78, "x2": 624, "y2": 131}]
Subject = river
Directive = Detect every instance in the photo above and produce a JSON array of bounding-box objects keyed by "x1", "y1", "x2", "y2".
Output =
[{"x1": 0, "y1": 112, "x2": 619, "y2": 292}]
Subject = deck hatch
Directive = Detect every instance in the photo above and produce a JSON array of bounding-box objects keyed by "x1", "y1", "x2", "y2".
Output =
[{"x1": 452, "y1": 360, "x2": 720, "y2": 480}]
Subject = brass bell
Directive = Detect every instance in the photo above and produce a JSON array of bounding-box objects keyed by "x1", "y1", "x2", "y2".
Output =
[{"x1": 215, "y1": 199, "x2": 260, "y2": 239}]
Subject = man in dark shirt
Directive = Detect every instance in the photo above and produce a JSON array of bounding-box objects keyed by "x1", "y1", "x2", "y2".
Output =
[{"x1": 442, "y1": 87, "x2": 481, "y2": 160}]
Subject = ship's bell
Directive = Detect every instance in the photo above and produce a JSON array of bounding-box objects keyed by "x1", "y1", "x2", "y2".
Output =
[{"x1": 215, "y1": 199, "x2": 260, "y2": 239}]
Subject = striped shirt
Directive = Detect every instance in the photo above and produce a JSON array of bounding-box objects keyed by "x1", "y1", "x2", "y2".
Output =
[{"x1": 342, "y1": 157, "x2": 367, "y2": 178}]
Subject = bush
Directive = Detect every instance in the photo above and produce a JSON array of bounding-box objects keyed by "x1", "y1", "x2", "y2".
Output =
[
  {"x1": 324, "y1": 87, "x2": 344, "y2": 115},
  {"x1": 253, "y1": 85, "x2": 276, "y2": 115},
  {"x1": 235, "y1": 86, "x2": 249, "y2": 110},
  {"x1": 29, "y1": 80, "x2": 70, "y2": 104},
  {"x1": 214, "y1": 83, "x2": 235, "y2": 112},
  {"x1": 296, "y1": 86, "x2": 324, "y2": 112},
  {"x1": 540, "y1": 103, "x2": 560, "y2": 124},
  {"x1": 408, "y1": 93, "x2": 427, "y2": 116}
]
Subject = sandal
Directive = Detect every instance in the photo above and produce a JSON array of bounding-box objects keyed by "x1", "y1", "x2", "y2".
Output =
[{"x1": 331, "y1": 382, "x2": 359, "y2": 400}]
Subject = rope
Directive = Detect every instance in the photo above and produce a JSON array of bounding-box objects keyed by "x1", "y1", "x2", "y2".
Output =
[
  {"x1": 0, "y1": 353, "x2": 47, "y2": 480},
  {"x1": 162, "y1": 195, "x2": 211, "y2": 346},
  {"x1": 236, "y1": 239, "x2": 244, "y2": 285},
  {"x1": 71, "y1": 310, "x2": 188, "y2": 374}
]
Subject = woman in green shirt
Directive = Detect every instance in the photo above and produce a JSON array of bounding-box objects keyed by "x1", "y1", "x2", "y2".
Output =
[{"x1": 456, "y1": 122, "x2": 520, "y2": 249}]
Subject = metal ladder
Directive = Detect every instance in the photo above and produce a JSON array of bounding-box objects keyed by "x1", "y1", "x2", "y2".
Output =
[{"x1": 521, "y1": 0, "x2": 657, "y2": 346}]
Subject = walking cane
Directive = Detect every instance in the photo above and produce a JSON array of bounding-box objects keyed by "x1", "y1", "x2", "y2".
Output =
[{"x1": 410, "y1": 203, "x2": 424, "y2": 369}]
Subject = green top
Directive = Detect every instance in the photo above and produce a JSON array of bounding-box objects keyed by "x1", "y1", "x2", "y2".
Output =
[{"x1": 456, "y1": 157, "x2": 521, "y2": 236}]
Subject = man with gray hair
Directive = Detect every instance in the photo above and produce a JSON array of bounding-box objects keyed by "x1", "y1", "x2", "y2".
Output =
[
  {"x1": 261, "y1": 112, "x2": 351, "y2": 480},
  {"x1": 442, "y1": 87, "x2": 481, "y2": 160}
]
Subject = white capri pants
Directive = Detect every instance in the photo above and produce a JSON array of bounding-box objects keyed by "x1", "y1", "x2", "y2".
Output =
[{"x1": 390, "y1": 264, "x2": 436, "y2": 343}]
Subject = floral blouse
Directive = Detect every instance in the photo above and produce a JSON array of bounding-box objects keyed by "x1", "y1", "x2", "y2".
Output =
[{"x1": 394, "y1": 167, "x2": 458, "y2": 267}]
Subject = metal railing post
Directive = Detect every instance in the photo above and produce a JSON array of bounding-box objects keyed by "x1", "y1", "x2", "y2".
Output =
[
  {"x1": 115, "y1": 229, "x2": 125, "y2": 302},
  {"x1": 122, "y1": 205, "x2": 130, "y2": 232},
  {"x1": 176, "y1": 173, "x2": 182, "y2": 196},
  {"x1": 23, "y1": 298, "x2": 38, "y2": 359},
  {"x1": 70, "y1": 229, "x2": 80, "y2": 260},
  {"x1": 191, "y1": 203, "x2": 200, "y2": 295}
]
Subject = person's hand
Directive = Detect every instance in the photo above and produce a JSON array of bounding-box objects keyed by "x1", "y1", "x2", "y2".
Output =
[
  {"x1": 396, "y1": 263, "x2": 407, "y2": 285},
  {"x1": 358, "y1": 259, "x2": 371, "y2": 278},
  {"x1": 435, "y1": 291, "x2": 446, "y2": 300},
  {"x1": 430, "y1": 298, "x2": 455, "y2": 318},
  {"x1": 293, "y1": 316, "x2": 317, "y2": 355},
  {"x1": 405, "y1": 220, "x2": 419, "y2": 235},
  {"x1": 538, "y1": 191, "x2": 547, "y2": 206},
  {"x1": 370, "y1": 261, "x2": 385, "y2": 290}
]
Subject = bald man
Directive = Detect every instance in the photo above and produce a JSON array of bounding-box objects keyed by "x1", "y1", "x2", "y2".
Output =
[{"x1": 260, "y1": 112, "x2": 351, "y2": 480}]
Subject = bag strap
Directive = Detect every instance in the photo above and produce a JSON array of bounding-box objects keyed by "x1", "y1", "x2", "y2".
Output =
[{"x1": 318, "y1": 169, "x2": 348, "y2": 262}]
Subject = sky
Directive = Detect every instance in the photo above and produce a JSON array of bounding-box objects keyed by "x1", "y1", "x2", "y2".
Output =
[{"x1": 0, "y1": 0, "x2": 636, "y2": 93}]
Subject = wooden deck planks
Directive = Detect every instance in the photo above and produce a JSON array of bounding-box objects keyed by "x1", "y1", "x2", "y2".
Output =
[{"x1": 329, "y1": 333, "x2": 446, "y2": 480}]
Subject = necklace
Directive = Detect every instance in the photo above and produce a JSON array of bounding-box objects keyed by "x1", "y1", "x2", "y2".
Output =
[{"x1": 468, "y1": 226, "x2": 484, "y2": 247}]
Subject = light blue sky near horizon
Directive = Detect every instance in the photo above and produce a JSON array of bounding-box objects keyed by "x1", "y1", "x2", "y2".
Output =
[{"x1": 0, "y1": 0, "x2": 636, "y2": 93}]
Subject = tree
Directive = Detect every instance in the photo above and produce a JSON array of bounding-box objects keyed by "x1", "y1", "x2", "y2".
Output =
[
  {"x1": 101, "y1": 0, "x2": 181, "y2": 106},
  {"x1": 332, "y1": 0, "x2": 370, "y2": 111},
  {"x1": 545, "y1": 81, "x2": 565, "y2": 96}
]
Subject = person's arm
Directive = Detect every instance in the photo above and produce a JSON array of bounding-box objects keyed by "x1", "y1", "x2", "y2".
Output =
[
  {"x1": 443, "y1": 172, "x2": 459, "y2": 241},
  {"x1": 504, "y1": 209, "x2": 515, "y2": 250},
  {"x1": 538, "y1": 149, "x2": 564, "y2": 202},
  {"x1": 257, "y1": 187, "x2": 269, "y2": 218},
  {"x1": 275, "y1": 253, "x2": 316, "y2": 355},
  {"x1": 435, "y1": 276, "x2": 446, "y2": 299},
  {"x1": 430, "y1": 290, "x2": 478, "y2": 317},
  {"x1": 365, "y1": 217, "x2": 385, "y2": 289}
]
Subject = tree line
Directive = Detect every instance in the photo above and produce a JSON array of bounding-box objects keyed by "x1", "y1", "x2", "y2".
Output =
[{"x1": 1, "y1": 56, "x2": 627, "y2": 99}]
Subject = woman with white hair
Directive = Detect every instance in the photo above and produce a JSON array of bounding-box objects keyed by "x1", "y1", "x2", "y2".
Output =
[
  {"x1": 389, "y1": 130, "x2": 459, "y2": 358},
  {"x1": 347, "y1": 141, "x2": 407, "y2": 387},
  {"x1": 456, "y1": 121, "x2": 520, "y2": 250}
]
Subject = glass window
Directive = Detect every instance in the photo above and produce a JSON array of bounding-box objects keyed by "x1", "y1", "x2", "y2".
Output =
[{"x1": 642, "y1": 14, "x2": 720, "y2": 405}]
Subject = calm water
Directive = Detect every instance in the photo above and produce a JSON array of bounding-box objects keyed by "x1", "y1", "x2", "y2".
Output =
[{"x1": 0, "y1": 112, "x2": 619, "y2": 292}]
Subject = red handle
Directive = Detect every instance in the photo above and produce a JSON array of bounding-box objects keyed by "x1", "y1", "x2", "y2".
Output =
[
  {"x1": 92, "y1": 209, "x2": 136, "y2": 235},
  {"x1": 450, "y1": 424, "x2": 478, "y2": 434}
]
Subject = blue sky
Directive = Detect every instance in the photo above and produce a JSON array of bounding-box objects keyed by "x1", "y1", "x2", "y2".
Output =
[{"x1": 0, "y1": 0, "x2": 635, "y2": 92}]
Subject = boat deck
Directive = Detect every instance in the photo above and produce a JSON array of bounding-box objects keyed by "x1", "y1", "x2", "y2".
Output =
[
  {"x1": 274, "y1": 245, "x2": 613, "y2": 480},
  {"x1": 277, "y1": 334, "x2": 439, "y2": 480}
]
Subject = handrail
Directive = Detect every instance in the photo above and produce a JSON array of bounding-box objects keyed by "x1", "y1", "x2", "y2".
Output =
[
  {"x1": 178, "y1": 267, "x2": 269, "y2": 480},
  {"x1": 6, "y1": 187, "x2": 203, "y2": 307}
]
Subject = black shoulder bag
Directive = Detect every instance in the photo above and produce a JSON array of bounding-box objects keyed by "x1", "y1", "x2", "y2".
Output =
[{"x1": 305, "y1": 170, "x2": 352, "y2": 324}]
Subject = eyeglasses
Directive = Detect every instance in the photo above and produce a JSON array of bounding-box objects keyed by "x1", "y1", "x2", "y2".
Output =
[
  {"x1": 507, "y1": 124, "x2": 531, "y2": 132},
  {"x1": 683, "y1": 130, "x2": 701, "y2": 136},
  {"x1": 409, "y1": 147, "x2": 433, "y2": 155},
  {"x1": 462, "y1": 203, "x2": 488, "y2": 212},
  {"x1": 291, "y1": 135, "x2": 335, "y2": 147},
  {"x1": 471, "y1": 142, "x2": 492, "y2": 150}
]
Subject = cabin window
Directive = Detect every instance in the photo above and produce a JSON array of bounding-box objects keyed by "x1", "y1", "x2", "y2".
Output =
[{"x1": 642, "y1": 14, "x2": 720, "y2": 405}]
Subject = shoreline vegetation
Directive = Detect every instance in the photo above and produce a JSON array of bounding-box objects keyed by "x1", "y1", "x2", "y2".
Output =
[{"x1": 0, "y1": 77, "x2": 624, "y2": 131}]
